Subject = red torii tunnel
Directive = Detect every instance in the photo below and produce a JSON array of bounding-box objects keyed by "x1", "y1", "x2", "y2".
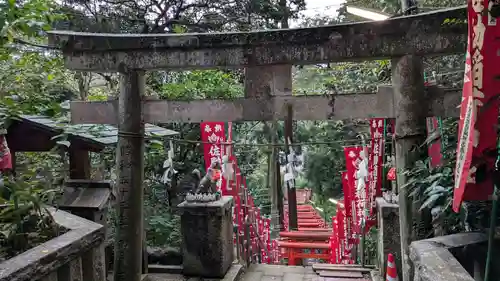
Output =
[
  {"x1": 279, "y1": 202, "x2": 332, "y2": 265},
  {"x1": 278, "y1": 230, "x2": 333, "y2": 265}
]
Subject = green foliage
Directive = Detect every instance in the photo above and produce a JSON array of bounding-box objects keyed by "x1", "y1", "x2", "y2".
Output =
[
  {"x1": 160, "y1": 71, "x2": 244, "y2": 100},
  {"x1": 0, "y1": 0, "x2": 71, "y2": 259},
  {"x1": 0, "y1": 53, "x2": 70, "y2": 115},
  {"x1": 363, "y1": 227, "x2": 378, "y2": 265},
  {"x1": 0, "y1": 150, "x2": 66, "y2": 260},
  {"x1": 403, "y1": 116, "x2": 498, "y2": 236},
  {"x1": 302, "y1": 120, "x2": 369, "y2": 202},
  {"x1": 245, "y1": 155, "x2": 272, "y2": 215},
  {"x1": 293, "y1": 61, "x2": 390, "y2": 95},
  {"x1": 401, "y1": 118, "x2": 464, "y2": 236},
  {"x1": 309, "y1": 195, "x2": 337, "y2": 223},
  {"x1": 0, "y1": 0, "x2": 60, "y2": 42},
  {"x1": 0, "y1": 202, "x2": 61, "y2": 261},
  {"x1": 60, "y1": 0, "x2": 306, "y2": 33},
  {"x1": 144, "y1": 181, "x2": 181, "y2": 248},
  {"x1": 0, "y1": 0, "x2": 71, "y2": 117},
  {"x1": 419, "y1": 0, "x2": 465, "y2": 8},
  {"x1": 323, "y1": 61, "x2": 391, "y2": 93}
]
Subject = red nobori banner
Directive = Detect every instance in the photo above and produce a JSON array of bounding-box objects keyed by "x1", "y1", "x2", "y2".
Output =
[
  {"x1": 338, "y1": 204, "x2": 352, "y2": 262},
  {"x1": 224, "y1": 122, "x2": 235, "y2": 196},
  {"x1": 453, "y1": 1, "x2": 500, "y2": 212},
  {"x1": 368, "y1": 118, "x2": 384, "y2": 215},
  {"x1": 336, "y1": 205, "x2": 345, "y2": 240},
  {"x1": 341, "y1": 171, "x2": 352, "y2": 223},
  {"x1": 426, "y1": 117, "x2": 443, "y2": 168},
  {"x1": 330, "y1": 218, "x2": 340, "y2": 264},
  {"x1": 201, "y1": 122, "x2": 226, "y2": 193},
  {"x1": 335, "y1": 204, "x2": 351, "y2": 263},
  {"x1": 225, "y1": 155, "x2": 237, "y2": 196},
  {"x1": 235, "y1": 168, "x2": 242, "y2": 222},
  {"x1": 344, "y1": 146, "x2": 369, "y2": 234},
  {"x1": 201, "y1": 122, "x2": 225, "y2": 169},
  {"x1": 340, "y1": 173, "x2": 353, "y2": 250}
]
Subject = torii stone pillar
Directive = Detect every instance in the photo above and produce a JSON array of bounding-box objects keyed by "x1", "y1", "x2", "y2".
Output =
[
  {"x1": 113, "y1": 69, "x2": 146, "y2": 281},
  {"x1": 244, "y1": 65, "x2": 291, "y2": 236},
  {"x1": 392, "y1": 55, "x2": 426, "y2": 281}
]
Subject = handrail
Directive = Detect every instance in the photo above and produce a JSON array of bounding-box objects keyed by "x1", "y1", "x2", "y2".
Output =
[{"x1": 0, "y1": 208, "x2": 106, "y2": 281}]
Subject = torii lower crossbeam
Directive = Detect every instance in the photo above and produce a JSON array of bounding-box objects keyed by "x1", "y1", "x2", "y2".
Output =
[{"x1": 70, "y1": 86, "x2": 460, "y2": 124}]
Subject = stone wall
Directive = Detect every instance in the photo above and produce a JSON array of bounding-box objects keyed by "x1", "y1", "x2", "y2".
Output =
[
  {"x1": 376, "y1": 197, "x2": 401, "y2": 278},
  {"x1": 0, "y1": 208, "x2": 106, "y2": 281},
  {"x1": 409, "y1": 232, "x2": 493, "y2": 281}
]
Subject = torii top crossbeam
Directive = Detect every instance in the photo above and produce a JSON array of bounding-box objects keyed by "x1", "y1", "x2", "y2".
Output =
[{"x1": 48, "y1": 6, "x2": 466, "y2": 72}]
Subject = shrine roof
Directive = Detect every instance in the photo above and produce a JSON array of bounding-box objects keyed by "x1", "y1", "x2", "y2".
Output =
[
  {"x1": 59, "y1": 180, "x2": 113, "y2": 211},
  {"x1": 19, "y1": 114, "x2": 178, "y2": 146}
]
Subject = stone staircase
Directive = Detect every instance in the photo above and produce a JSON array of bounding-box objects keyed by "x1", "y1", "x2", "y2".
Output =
[
  {"x1": 124, "y1": 263, "x2": 376, "y2": 281},
  {"x1": 310, "y1": 264, "x2": 373, "y2": 281},
  {"x1": 239, "y1": 264, "x2": 374, "y2": 281}
]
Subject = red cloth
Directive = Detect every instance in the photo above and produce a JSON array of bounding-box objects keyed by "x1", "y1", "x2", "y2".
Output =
[
  {"x1": 212, "y1": 169, "x2": 221, "y2": 181},
  {"x1": 0, "y1": 136, "x2": 12, "y2": 170},
  {"x1": 387, "y1": 167, "x2": 396, "y2": 181}
]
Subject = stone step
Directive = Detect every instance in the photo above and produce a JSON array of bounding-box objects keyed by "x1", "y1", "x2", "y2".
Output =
[
  {"x1": 321, "y1": 277, "x2": 370, "y2": 281},
  {"x1": 238, "y1": 264, "x2": 373, "y2": 281},
  {"x1": 143, "y1": 264, "x2": 243, "y2": 281},
  {"x1": 312, "y1": 264, "x2": 374, "y2": 272},
  {"x1": 147, "y1": 265, "x2": 183, "y2": 274},
  {"x1": 317, "y1": 270, "x2": 363, "y2": 278}
]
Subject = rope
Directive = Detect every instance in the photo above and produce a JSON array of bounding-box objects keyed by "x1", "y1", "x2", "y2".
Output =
[
  {"x1": 117, "y1": 130, "x2": 145, "y2": 139},
  {"x1": 162, "y1": 136, "x2": 393, "y2": 147}
]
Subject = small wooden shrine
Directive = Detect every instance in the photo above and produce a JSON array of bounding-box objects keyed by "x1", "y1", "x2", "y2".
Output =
[{"x1": 6, "y1": 114, "x2": 178, "y2": 179}]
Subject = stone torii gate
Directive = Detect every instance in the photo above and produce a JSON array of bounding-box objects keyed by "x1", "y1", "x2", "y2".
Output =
[{"x1": 48, "y1": 6, "x2": 466, "y2": 281}]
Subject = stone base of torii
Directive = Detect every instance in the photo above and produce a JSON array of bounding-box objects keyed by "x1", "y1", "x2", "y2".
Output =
[{"x1": 178, "y1": 196, "x2": 235, "y2": 278}]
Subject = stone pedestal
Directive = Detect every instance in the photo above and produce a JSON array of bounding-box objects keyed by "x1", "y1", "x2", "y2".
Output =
[
  {"x1": 178, "y1": 196, "x2": 234, "y2": 278},
  {"x1": 376, "y1": 197, "x2": 401, "y2": 279}
]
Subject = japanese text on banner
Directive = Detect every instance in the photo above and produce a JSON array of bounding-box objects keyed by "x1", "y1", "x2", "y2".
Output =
[
  {"x1": 453, "y1": 0, "x2": 500, "y2": 212},
  {"x1": 331, "y1": 218, "x2": 340, "y2": 264},
  {"x1": 201, "y1": 122, "x2": 226, "y2": 193},
  {"x1": 368, "y1": 118, "x2": 384, "y2": 221},
  {"x1": 341, "y1": 170, "x2": 352, "y2": 220},
  {"x1": 343, "y1": 146, "x2": 368, "y2": 235}
]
